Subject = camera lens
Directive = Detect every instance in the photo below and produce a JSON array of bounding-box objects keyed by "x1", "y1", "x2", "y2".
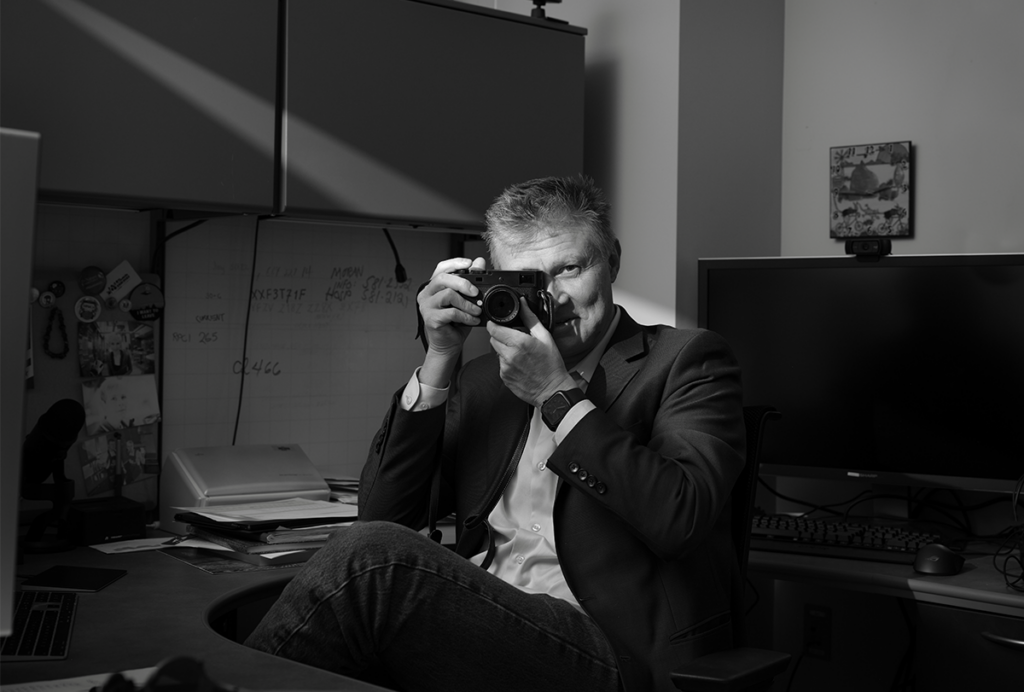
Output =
[{"x1": 482, "y1": 286, "x2": 519, "y2": 323}]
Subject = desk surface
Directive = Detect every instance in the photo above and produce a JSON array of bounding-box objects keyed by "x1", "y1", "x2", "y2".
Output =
[
  {"x1": 1, "y1": 546, "x2": 388, "y2": 690},
  {"x1": 750, "y1": 549, "x2": 1024, "y2": 618}
]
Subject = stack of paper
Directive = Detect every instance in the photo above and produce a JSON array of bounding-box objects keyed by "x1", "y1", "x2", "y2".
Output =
[
  {"x1": 324, "y1": 476, "x2": 359, "y2": 504},
  {"x1": 172, "y1": 498, "x2": 357, "y2": 566}
]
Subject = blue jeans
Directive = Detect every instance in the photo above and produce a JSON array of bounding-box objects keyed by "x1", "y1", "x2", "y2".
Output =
[{"x1": 244, "y1": 521, "x2": 623, "y2": 692}]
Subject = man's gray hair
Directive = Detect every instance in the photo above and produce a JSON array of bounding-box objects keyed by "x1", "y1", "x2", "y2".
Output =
[{"x1": 483, "y1": 175, "x2": 616, "y2": 262}]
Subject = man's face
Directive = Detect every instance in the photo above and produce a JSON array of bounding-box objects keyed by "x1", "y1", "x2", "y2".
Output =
[{"x1": 491, "y1": 223, "x2": 619, "y2": 369}]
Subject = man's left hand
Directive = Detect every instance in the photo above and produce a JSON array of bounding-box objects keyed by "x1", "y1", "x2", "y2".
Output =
[{"x1": 488, "y1": 298, "x2": 576, "y2": 408}]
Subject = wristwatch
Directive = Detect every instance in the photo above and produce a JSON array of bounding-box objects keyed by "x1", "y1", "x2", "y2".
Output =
[{"x1": 541, "y1": 388, "x2": 586, "y2": 432}]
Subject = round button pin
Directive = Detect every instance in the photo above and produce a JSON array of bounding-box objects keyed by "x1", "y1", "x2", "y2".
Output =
[
  {"x1": 79, "y1": 266, "x2": 107, "y2": 296},
  {"x1": 48, "y1": 280, "x2": 66, "y2": 297},
  {"x1": 75, "y1": 295, "x2": 102, "y2": 323},
  {"x1": 128, "y1": 283, "x2": 165, "y2": 321},
  {"x1": 38, "y1": 291, "x2": 57, "y2": 308}
]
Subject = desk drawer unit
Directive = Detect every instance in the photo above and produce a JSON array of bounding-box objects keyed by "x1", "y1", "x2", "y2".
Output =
[{"x1": 914, "y1": 602, "x2": 1022, "y2": 688}]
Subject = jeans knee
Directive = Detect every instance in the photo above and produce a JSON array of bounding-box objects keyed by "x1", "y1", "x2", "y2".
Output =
[{"x1": 320, "y1": 520, "x2": 424, "y2": 565}]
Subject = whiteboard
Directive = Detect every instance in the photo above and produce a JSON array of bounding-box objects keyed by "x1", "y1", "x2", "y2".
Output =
[{"x1": 162, "y1": 217, "x2": 452, "y2": 480}]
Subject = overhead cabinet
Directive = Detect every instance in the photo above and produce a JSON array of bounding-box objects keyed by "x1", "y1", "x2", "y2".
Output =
[
  {"x1": 282, "y1": 0, "x2": 586, "y2": 228},
  {"x1": 1, "y1": 0, "x2": 584, "y2": 226},
  {"x1": 0, "y1": 0, "x2": 280, "y2": 213}
]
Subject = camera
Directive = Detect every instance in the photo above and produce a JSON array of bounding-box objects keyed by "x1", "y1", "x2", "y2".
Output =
[
  {"x1": 452, "y1": 269, "x2": 555, "y2": 330},
  {"x1": 845, "y1": 239, "x2": 892, "y2": 261}
]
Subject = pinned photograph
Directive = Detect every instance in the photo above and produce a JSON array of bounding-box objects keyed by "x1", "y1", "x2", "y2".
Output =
[
  {"x1": 82, "y1": 374, "x2": 161, "y2": 435},
  {"x1": 78, "y1": 320, "x2": 156, "y2": 377},
  {"x1": 79, "y1": 425, "x2": 158, "y2": 496}
]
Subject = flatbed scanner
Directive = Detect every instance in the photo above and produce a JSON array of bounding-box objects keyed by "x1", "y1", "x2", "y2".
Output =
[{"x1": 159, "y1": 444, "x2": 330, "y2": 535}]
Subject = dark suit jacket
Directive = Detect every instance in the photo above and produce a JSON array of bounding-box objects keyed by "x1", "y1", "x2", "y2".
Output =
[{"x1": 359, "y1": 309, "x2": 745, "y2": 692}]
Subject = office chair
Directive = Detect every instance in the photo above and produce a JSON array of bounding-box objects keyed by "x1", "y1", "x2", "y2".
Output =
[{"x1": 670, "y1": 405, "x2": 792, "y2": 692}]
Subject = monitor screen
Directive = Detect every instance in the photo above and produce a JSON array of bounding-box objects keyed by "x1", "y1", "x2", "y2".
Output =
[
  {"x1": 1, "y1": 128, "x2": 40, "y2": 635},
  {"x1": 699, "y1": 253, "x2": 1024, "y2": 494}
]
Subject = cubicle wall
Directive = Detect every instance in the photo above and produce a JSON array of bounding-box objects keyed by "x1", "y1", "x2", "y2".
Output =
[{"x1": 162, "y1": 217, "x2": 451, "y2": 481}]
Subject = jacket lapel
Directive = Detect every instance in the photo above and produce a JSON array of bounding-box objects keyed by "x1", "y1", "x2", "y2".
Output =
[{"x1": 587, "y1": 309, "x2": 648, "y2": 411}]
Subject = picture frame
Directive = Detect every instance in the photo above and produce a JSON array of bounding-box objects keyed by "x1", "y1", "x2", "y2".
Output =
[{"x1": 830, "y1": 141, "x2": 912, "y2": 239}]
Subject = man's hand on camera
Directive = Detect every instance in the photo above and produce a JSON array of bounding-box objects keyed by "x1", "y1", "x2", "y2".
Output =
[
  {"x1": 416, "y1": 257, "x2": 485, "y2": 388},
  {"x1": 488, "y1": 298, "x2": 576, "y2": 408},
  {"x1": 418, "y1": 257, "x2": 485, "y2": 355}
]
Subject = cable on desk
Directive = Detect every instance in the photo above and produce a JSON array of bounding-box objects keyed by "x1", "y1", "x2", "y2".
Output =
[
  {"x1": 991, "y1": 472, "x2": 1024, "y2": 592},
  {"x1": 756, "y1": 476, "x2": 872, "y2": 518},
  {"x1": 150, "y1": 218, "x2": 209, "y2": 273},
  {"x1": 231, "y1": 214, "x2": 267, "y2": 446}
]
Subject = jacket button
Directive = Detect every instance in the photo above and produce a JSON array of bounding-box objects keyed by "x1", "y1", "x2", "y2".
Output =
[
  {"x1": 568, "y1": 462, "x2": 580, "y2": 473},
  {"x1": 577, "y1": 469, "x2": 589, "y2": 481},
  {"x1": 587, "y1": 476, "x2": 597, "y2": 488},
  {"x1": 596, "y1": 483, "x2": 607, "y2": 494}
]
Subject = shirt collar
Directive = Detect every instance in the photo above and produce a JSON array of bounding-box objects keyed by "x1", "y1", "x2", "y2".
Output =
[{"x1": 570, "y1": 306, "x2": 620, "y2": 385}]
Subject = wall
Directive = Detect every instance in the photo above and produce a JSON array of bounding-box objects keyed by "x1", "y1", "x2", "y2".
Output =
[
  {"x1": 782, "y1": 0, "x2": 1024, "y2": 256},
  {"x1": 464, "y1": 0, "x2": 681, "y2": 327},
  {"x1": 677, "y1": 0, "x2": 784, "y2": 326}
]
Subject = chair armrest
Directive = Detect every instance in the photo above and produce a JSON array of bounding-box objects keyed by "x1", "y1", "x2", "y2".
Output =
[{"x1": 670, "y1": 646, "x2": 792, "y2": 692}]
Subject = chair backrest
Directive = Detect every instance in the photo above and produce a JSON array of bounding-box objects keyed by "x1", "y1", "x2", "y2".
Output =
[{"x1": 732, "y1": 406, "x2": 780, "y2": 580}]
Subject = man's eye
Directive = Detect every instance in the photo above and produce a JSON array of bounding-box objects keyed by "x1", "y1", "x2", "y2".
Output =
[{"x1": 559, "y1": 265, "x2": 581, "y2": 276}]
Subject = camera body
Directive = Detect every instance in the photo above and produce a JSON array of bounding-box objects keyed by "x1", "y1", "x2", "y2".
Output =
[{"x1": 452, "y1": 269, "x2": 555, "y2": 330}]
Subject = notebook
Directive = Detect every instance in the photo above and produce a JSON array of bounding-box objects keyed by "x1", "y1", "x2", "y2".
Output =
[{"x1": 20, "y1": 565, "x2": 128, "y2": 592}]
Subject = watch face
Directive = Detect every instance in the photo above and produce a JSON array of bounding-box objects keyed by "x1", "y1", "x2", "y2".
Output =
[{"x1": 543, "y1": 390, "x2": 578, "y2": 430}]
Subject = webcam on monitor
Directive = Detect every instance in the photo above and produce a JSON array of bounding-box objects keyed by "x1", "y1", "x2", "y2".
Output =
[{"x1": 845, "y1": 238, "x2": 892, "y2": 261}]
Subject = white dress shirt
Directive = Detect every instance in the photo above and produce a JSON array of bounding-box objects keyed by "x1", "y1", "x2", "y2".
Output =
[{"x1": 399, "y1": 309, "x2": 621, "y2": 609}]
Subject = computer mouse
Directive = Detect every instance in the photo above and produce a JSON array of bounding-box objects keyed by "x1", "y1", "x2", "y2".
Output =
[{"x1": 913, "y1": 543, "x2": 965, "y2": 576}]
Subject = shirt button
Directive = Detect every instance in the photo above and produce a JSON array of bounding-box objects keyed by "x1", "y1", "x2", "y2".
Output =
[
  {"x1": 515, "y1": 555, "x2": 525, "y2": 564},
  {"x1": 531, "y1": 524, "x2": 541, "y2": 532},
  {"x1": 405, "y1": 395, "x2": 414, "y2": 406},
  {"x1": 538, "y1": 461, "x2": 546, "y2": 471}
]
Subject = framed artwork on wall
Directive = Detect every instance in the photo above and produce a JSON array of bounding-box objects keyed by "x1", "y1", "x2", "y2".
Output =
[{"x1": 830, "y1": 141, "x2": 912, "y2": 239}]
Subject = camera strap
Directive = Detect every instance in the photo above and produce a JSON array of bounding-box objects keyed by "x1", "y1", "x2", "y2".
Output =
[{"x1": 413, "y1": 280, "x2": 430, "y2": 351}]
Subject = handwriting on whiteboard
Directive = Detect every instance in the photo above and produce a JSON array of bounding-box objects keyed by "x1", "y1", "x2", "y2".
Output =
[{"x1": 171, "y1": 266, "x2": 416, "y2": 364}]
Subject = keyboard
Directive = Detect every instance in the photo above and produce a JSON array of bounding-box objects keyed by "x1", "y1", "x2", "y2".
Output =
[
  {"x1": 750, "y1": 515, "x2": 942, "y2": 565},
  {"x1": 0, "y1": 591, "x2": 77, "y2": 661}
]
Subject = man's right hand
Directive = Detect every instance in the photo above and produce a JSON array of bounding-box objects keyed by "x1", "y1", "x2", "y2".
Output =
[{"x1": 417, "y1": 257, "x2": 486, "y2": 377}]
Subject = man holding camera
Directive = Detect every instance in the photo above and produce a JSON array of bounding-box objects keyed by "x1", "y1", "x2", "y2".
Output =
[{"x1": 246, "y1": 176, "x2": 746, "y2": 692}]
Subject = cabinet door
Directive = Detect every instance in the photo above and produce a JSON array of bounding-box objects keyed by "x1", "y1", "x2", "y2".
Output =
[
  {"x1": 915, "y1": 602, "x2": 1023, "y2": 688},
  {"x1": 284, "y1": 0, "x2": 585, "y2": 228},
  {"x1": 0, "y1": 0, "x2": 279, "y2": 213}
]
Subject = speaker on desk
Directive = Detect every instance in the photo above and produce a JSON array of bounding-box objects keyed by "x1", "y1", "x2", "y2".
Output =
[{"x1": 67, "y1": 496, "x2": 146, "y2": 545}]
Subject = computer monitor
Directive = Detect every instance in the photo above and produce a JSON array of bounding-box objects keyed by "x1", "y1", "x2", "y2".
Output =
[
  {"x1": 698, "y1": 253, "x2": 1024, "y2": 495},
  {"x1": 1, "y1": 128, "x2": 41, "y2": 635}
]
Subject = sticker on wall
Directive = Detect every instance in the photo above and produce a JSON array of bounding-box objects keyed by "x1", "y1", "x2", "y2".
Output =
[
  {"x1": 79, "y1": 266, "x2": 107, "y2": 296},
  {"x1": 75, "y1": 295, "x2": 103, "y2": 323},
  {"x1": 830, "y1": 141, "x2": 912, "y2": 239},
  {"x1": 99, "y1": 260, "x2": 143, "y2": 307},
  {"x1": 127, "y1": 283, "x2": 165, "y2": 322}
]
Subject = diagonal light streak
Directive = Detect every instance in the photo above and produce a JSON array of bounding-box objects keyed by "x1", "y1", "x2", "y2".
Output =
[{"x1": 41, "y1": 0, "x2": 477, "y2": 221}]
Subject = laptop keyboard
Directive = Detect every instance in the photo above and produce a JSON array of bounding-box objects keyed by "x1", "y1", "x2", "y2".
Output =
[{"x1": 1, "y1": 590, "x2": 77, "y2": 661}]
